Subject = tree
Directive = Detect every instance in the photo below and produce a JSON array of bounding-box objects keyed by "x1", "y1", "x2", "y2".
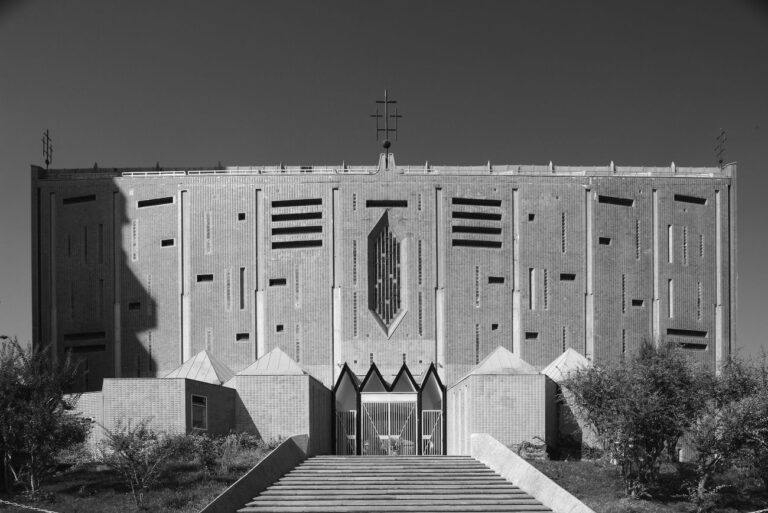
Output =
[
  {"x1": 563, "y1": 342, "x2": 708, "y2": 497},
  {"x1": 0, "y1": 337, "x2": 90, "y2": 493}
]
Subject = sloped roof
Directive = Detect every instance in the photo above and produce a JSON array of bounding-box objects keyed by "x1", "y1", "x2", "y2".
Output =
[
  {"x1": 164, "y1": 350, "x2": 235, "y2": 385},
  {"x1": 541, "y1": 348, "x2": 591, "y2": 383},
  {"x1": 461, "y1": 346, "x2": 538, "y2": 382},
  {"x1": 237, "y1": 347, "x2": 308, "y2": 376}
]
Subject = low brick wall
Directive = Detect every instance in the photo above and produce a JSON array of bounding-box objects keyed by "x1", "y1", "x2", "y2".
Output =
[{"x1": 199, "y1": 434, "x2": 309, "y2": 513}]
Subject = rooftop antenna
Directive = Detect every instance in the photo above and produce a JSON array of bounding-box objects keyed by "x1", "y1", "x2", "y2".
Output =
[
  {"x1": 370, "y1": 89, "x2": 402, "y2": 170},
  {"x1": 42, "y1": 129, "x2": 52, "y2": 169},
  {"x1": 715, "y1": 128, "x2": 727, "y2": 166}
]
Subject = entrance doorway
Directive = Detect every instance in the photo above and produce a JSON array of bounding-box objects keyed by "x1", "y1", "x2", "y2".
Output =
[{"x1": 333, "y1": 362, "x2": 445, "y2": 456}]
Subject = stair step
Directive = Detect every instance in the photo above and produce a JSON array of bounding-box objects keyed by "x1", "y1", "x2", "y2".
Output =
[{"x1": 238, "y1": 506, "x2": 551, "y2": 513}]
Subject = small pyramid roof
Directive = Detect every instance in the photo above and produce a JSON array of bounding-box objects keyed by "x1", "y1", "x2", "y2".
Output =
[
  {"x1": 461, "y1": 346, "x2": 538, "y2": 382},
  {"x1": 541, "y1": 348, "x2": 591, "y2": 383},
  {"x1": 237, "y1": 347, "x2": 308, "y2": 376},
  {"x1": 164, "y1": 350, "x2": 235, "y2": 385}
]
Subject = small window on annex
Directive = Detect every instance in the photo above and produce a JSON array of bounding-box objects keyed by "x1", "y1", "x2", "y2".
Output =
[{"x1": 191, "y1": 395, "x2": 208, "y2": 430}]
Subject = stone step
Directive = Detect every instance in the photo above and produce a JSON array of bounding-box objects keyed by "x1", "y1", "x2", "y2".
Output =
[
  {"x1": 265, "y1": 484, "x2": 520, "y2": 491},
  {"x1": 261, "y1": 491, "x2": 532, "y2": 499},
  {"x1": 247, "y1": 499, "x2": 544, "y2": 507},
  {"x1": 238, "y1": 505, "x2": 551, "y2": 513}
]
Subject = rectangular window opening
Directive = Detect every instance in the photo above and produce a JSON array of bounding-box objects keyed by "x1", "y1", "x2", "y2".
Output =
[
  {"x1": 631, "y1": 299, "x2": 644, "y2": 307},
  {"x1": 272, "y1": 240, "x2": 323, "y2": 250},
  {"x1": 677, "y1": 342, "x2": 708, "y2": 351},
  {"x1": 674, "y1": 194, "x2": 707, "y2": 205},
  {"x1": 488, "y1": 276, "x2": 505, "y2": 284},
  {"x1": 128, "y1": 302, "x2": 141, "y2": 311},
  {"x1": 238, "y1": 212, "x2": 246, "y2": 221},
  {"x1": 271, "y1": 198, "x2": 322, "y2": 208},
  {"x1": 196, "y1": 274, "x2": 213, "y2": 282},
  {"x1": 560, "y1": 273, "x2": 576, "y2": 281},
  {"x1": 366, "y1": 200, "x2": 408, "y2": 208},
  {"x1": 63, "y1": 331, "x2": 106, "y2": 341},
  {"x1": 528, "y1": 213, "x2": 535, "y2": 221},
  {"x1": 597, "y1": 195, "x2": 634, "y2": 207},
  {"x1": 137, "y1": 196, "x2": 174, "y2": 208},
  {"x1": 451, "y1": 197, "x2": 502, "y2": 207},
  {"x1": 598, "y1": 237, "x2": 612, "y2": 245},
  {"x1": 269, "y1": 278, "x2": 287, "y2": 286},
  {"x1": 667, "y1": 328, "x2": 708, "y2": 338},
  {"x1": 271, "y1": 225, "x2": 322, "y2": 235},
  {"x1": 161, "y1": 238, "x2": 175, "y2": 247},
  {"x1": 451, "y1": 239, "x2": 502, "y2": 249},
  {"x1": 525, "y1": 331, "x2": 539, "y2": 340},
  {"x1": 275, "y1": 324, "x2": 284, "y2": 332},
  {"x1": 236, "y1": 332, "x2": 250, "y2": 341},
  {"x1": 191, "y1": 395, "x2": 207, "y2": 430},
  {"x1": 452, "y1": 211, "x2": 502, "y2": 221},
  {"x1": 271, "y1": 212, "x2": 322, "y2": 222},
  {"x1": 63, "y1": 194, "x2": 96, "y2": 205},
  {"x1": 452, "y1": 226, "x2": 502, "y2": 235},
  {"x1": 491, "y1": 323, "x2": 499, "y2": 331}
]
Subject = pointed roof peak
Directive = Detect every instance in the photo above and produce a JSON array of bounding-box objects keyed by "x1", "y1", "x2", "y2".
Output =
[
  {"x1": 541, "y1": 348, "x2": 591, "y2": 383},
  {"x1": 164, "y1": 350, "x2": 235, "y2": 385},
  {"x1": 237, "y1": 347, "x2": 308, "y2": 376},
  {"x1": 461, "y1": 346, "x2": 538, "y2": 382}
]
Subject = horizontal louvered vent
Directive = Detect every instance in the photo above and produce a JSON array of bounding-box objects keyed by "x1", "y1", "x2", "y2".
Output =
[
  {"x1": 451, "y1": 197, "x2": 503, "y2": 249},
  {"x1": 271, "y1": 197, "x2": 324, "y2": 250}
]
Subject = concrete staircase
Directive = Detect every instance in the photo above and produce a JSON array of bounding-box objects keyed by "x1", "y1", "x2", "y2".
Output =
[{"x1": 237, "y1": 455, "x2": 553, "y2": 513}]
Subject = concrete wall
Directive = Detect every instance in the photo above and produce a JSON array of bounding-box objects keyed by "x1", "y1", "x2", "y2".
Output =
[
  {"x1": 234, "y1": 374, "x2": 331, "y2": 454},
  {"x1": 448, "y1": 374, "x2": 556, "y2": 454},
  {"x1": 32, "y1": 163, "x2": 736, "y2": 393}
]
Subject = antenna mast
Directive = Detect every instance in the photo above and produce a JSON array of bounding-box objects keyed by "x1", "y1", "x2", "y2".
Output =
[
  {"x1": 715, "y1": 128, "x2": 727, "y2": 167},
  {"x1": 42, "y1": 129, "x2": 52, "y2": 169}
]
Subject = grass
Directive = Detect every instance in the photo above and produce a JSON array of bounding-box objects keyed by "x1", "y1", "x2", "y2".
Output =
[
  {"x1": 0, "y1": 446, "x2": 273, "y2": 513},
  {"x1": 527, "y1": 458, "x2": 768, "y2": 513}
]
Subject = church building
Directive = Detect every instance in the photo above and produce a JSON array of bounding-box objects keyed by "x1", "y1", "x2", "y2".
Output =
[{"x1": 31, "y1": 153, "x2": 736, "y2": 455}]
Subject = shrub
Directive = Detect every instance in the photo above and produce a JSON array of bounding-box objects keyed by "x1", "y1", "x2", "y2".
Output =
[
  {"x1": 99, "y1": 421, "x2": 184, "y2": 508},
  {"x1": 563, "y1": 342, "x2": 708, "y2": 497}
]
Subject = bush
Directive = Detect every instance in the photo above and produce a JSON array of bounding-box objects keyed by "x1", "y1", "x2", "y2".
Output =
[
  {"x1": 563, "y1": 342, "x2": 708, "y2": 497},
  {"x1": 99, "y1": 421, "x2": 185, "y2": 508}
]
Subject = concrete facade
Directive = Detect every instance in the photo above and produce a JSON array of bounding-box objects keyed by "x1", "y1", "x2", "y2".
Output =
[{"x1": 34, "y1": 154, "x2": 736, "y2": 452}]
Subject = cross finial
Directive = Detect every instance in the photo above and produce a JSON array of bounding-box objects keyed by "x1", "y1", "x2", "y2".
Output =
[
  {"x1": 42, "y1": 129, "x2": 52, "y2": 169},
  {"x1": 370, "y1": 89, "x2": 402, "y2": 169}
]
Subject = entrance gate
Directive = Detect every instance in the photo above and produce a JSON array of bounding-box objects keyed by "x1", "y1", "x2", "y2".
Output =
[
  {"x1": 360, "y1": 393, "x2": 417, "y2": 455},
  {"x1": 333, "y1": 362, "x2": 445, "y2": 455}
]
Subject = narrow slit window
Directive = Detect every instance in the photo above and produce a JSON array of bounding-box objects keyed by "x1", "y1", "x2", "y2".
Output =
[
  {"x1": 452, "y1": 211, "x2": 502, "y2": 221},
  {"x1": 668, "y1": 225, "x2": 674, "y2": 263},
  {"x1": 475, "y1": 324, "x2": 480, "y2": 364},
  {"x1": 529, "y1": 268, "x2": 536, "y2": 310},
  {"x1": 452, "y1": 197, "x2": 502, "y2": 207},
  {"x1": 561, "y1": 212, "x2": 566, "y2": 253},
  {"x1": 271, "y1": 198, "x2": 322, "y2": 208},
  {"x1": 668, "y1": 279, "x2": 674, "y2": 318},
  {"x1": 474, "y1": 266, "x2": 480, "y2": 307},
  {"x1": 621, "y1": 274, "x2": 626, "y2": 313},
  {"x1": 452, "y1": 239, "x2": 502, "y2": 249},
  {"x1": 417, "y1": 240, "x2": 423, "y2": 286},
  {"x1": 674, "y1": 194, "x2": 707, "y2": 205},
  {"x1": 63, "y1": 194, "x2": 96, "y2": 205},
  {"x1": 239, "y1": 268, "x2": 246, "y2": 310},
  {"x1": 667, "y1": 328, "x2": 708, "y2": 338},
  {"x1": 598, "y1": 195, "x2": 634, "y2": 207},
  {"x1": 352, "y1": 240, "x2": 358, "y2": 286},
  {"x1": 272, "y1": 240, "x2": 322, "y2": 249},
  {"x1": 543, "y1": 269, "x2": 549, "y2": 310},
  {"x1": 683, "y1": 226, "x2": 689, "y2": 265},
  {"x1": 353, "y1": 292, "x2": 358, "y2": 337},
  {"x1": 366, "y1": 200, "x2": 408, "y2": 208},
  {"x1": 635, "y1": 219, "x2": 640, "y2": 260}
]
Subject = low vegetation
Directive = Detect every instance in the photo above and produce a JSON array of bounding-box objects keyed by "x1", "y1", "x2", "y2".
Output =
[{"x1": 560, "y1": 342, "x2": 768, "y2": 512}]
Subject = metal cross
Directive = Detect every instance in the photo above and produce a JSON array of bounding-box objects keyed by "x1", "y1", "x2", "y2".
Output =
[
  {"x1": 42, "y1": 129, "x2": 53, "y2": 169},
  {"x1": 715, "y1": 128, "x2": 727, "y2": 166},
  {"x1": 371, "y1": 90, "x2": 402, "y2": 168}
]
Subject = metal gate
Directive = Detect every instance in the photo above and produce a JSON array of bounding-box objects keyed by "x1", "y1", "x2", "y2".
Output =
[
  {"x1": 335, "y1": 410, "x2": 357, "y2": 455},
  {"x1": 360, "y1": 394, "x2": 417, "y2": 455},
  {"x1": 421, "y1": 409, "x2": 443, "y2": 455}
]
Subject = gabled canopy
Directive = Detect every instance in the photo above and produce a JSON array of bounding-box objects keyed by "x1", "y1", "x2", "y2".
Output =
[
  {"x1": 360, "y1": 363, "x2": 389, "y2": 393},
  {"x1": 541, "y1": 348, "x2": 590, "y2": 383},
  {"x1": 237, "y1": 347, "x2": 307, "y2": 376},
  {"x1": 460, "y1": 346, "x2": 538, "y2": 382},
  {"x1": 164, "y1": 350, "x2": 235, "y2": 385},
  {"x1": 390, "y1": 364, "x2": 418, "y2": 393}
]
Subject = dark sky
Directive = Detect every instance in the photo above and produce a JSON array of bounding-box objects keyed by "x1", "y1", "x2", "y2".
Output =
[{"x1": 1, "y1": 0, "x2": 766, "y2": 356}]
